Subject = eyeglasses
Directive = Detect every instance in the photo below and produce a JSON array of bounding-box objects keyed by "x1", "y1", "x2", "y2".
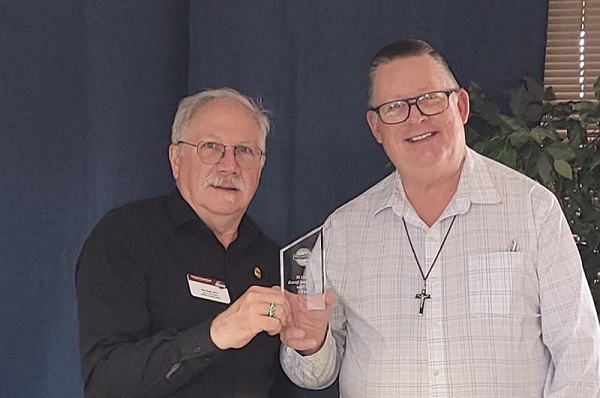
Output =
[
  {"x1": 369, "y1": 89, "x2": 460, "y2": 125},
  {"x1": 177, "y1": 140, "x2": 265, "y2": 169}
]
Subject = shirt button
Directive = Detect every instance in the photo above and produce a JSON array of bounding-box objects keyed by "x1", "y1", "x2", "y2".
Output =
[
  {"x1": 433, "y1": 370, "x2": 439, "y2": 377},
  {"x1": 194, "y1": 347, "x2": 202, "y2": 354}
]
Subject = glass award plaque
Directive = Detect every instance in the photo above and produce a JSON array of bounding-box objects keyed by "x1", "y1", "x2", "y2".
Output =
[{"x1": 280, "y1": 226, "x2": 325, "y2": 310}]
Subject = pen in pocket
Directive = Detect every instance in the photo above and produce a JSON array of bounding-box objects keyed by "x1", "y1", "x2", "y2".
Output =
[{"x1": 508, "y1": 239, "x2": 520, "y2": 252}]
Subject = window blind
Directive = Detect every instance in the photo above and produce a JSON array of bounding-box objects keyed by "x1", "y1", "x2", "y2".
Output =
[{"x1": 544, "y1": 0, "x2": 600, "y2": 101}]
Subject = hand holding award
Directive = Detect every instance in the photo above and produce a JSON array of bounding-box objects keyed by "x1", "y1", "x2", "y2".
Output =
[{"x1": 280, "y1": 227, "x2": 333, "y2": 354}]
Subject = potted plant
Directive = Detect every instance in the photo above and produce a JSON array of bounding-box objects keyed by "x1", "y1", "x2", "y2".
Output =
[{"x1": 466, "y1": 76, "x2": 600, "y2": 312}]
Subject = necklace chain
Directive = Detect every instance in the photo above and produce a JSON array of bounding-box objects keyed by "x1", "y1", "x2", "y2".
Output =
[{"x1": 402, "y1": 215, "x2": 457, "y2": 285}]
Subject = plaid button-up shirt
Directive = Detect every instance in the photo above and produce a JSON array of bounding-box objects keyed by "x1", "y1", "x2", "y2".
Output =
[{"x1": 281, "y1": 148, "x2": 600, "y2": 397}]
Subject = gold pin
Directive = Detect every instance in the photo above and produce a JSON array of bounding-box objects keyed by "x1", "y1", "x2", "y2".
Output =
[{"x1": 253, "y1": 266, "x2": 262, "y2": 279}]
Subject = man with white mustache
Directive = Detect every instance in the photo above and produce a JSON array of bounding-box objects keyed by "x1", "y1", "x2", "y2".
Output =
[{"x1": 76, "y1": 88, "x2": 291, "y2": 397}]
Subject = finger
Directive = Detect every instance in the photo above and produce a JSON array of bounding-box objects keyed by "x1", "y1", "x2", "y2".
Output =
[
  {"x1": 264, "y1": 317, "x2": 283, "y2": 336},
  {"x1": 244, "y1": 286, "x2": 286, "y2": 305},
  {"x1": 281, "y1": 296, "x2": 292, "y2": 323},
  {"x1": 283, "y1": 338, "x2": 319, "y2": 352},
  {"x1": 267, "y1": 302, "x2": 277, "y2": 318},
  {"x1": 270, "y1": 284, "x2": 284, "y2": 293},
  {"x1": 276, "y1": 306, "x2": 288, "y2": 327},
  {"x1": 284, "y1": 328, "x2": 306, "y2": 339},
  {"x1": 267, "y1": 302, "x2": 289, "y2": 327},
  {"x1": 255, "y1": 301, "x2": 287, "y2": 326},
  {"x1": 248, "y1": 288, "x2": 287, "y2": 306},
  {"x1": 325, "y1": 291, "x2": 335, "y2": 306}
]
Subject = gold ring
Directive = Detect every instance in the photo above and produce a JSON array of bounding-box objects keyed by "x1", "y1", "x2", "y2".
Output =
[{"x1": 268, "y1": 302, "x2": 276, "y2": 317}]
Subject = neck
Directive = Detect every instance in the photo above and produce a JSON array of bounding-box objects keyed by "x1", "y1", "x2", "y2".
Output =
[
  {"x1": 202, "y1": 216, "x2": 241, "y2": 248},
  {"x1": 400, "y1": 159, "x2": 464, "y2": 227}
]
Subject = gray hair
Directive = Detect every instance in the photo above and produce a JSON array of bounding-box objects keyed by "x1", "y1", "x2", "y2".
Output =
[
  {"x1": 368, "y1": 39, "x2": 459, "y2": 106},
  {"x1": 171, "y1": 88, "x2": 270, "y2": 148}
]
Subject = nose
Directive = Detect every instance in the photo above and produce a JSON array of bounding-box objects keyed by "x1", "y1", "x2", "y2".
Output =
[
  {"x1": 216, "y1": 146, "x2": 239, "y2": 170},
  {"x1": 406, "y1": 100, "x2": 427, "y2": 124}
]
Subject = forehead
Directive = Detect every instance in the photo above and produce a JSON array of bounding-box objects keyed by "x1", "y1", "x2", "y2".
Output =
[
  {"x1": 372, "y1": 55, "x2": 454, "y2": 103},
  {"x1": 184, "y1": 98, "x2": 262, "y2": 143}
]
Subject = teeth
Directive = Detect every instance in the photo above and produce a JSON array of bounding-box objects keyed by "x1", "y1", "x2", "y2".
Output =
[{"x1": 409, "y1": 132, "x2": 433, "y2": 142}]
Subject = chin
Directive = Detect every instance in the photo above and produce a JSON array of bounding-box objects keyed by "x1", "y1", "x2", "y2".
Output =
[{"x1": 222, "y1": 193, "x2": 236, "y2": 203}]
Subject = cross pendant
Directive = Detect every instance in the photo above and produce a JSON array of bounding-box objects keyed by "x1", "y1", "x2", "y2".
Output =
[{"x1": 415, "y1": 287, "x2": 431, "y2": 316}]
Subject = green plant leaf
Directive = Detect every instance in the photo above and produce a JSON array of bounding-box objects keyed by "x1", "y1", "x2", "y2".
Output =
[
  {"x1": 554, "y1": 159, "x2": 573, "y2": 179},
  {"x1": 497, "y1": 147, "x2": 517, "y2": 169},
  {"x1": 537, "y1": 156, "x2": 554, "y2": 184},
  {"x1": 528, "y1": 128, "x2": 544, "y2": 144},
  {"x1": 522, "y1": 104, "x2": 544, "y2": 124},
  {"x1": 589, "y1": 155, "x2": 600, "y2": 171},
  {"x1": 567, "y1": 123, "x2": 585, "y2": 148},
  {"x1": 545, "y1": 142, "x2": 577, "y2": 161},
  {"x1": 593, "y1": 76, "x2": 600, "y2": 100},
  {"x1": 573, "y1": 101, "x2": 597, "y2": 113},
  {"x1": 508, "y1": 130, "x2": 531, "y2": 147},
  {"x1": 509, "y1": 86, "x2": 534, "y2": 117},
  {"x1": 499, "y1": 114, "x2": 523, "y2": 131},
  {"x1": 545, "y1": 86, "x2": 557, "y2": 102},
  {"x1": 524, "y1": 77, "x2": 547, "y2": 102}
]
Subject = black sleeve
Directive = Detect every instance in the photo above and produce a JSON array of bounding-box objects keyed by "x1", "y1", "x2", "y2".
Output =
[{"x1": 75, "y1": 216, "x2": 223, "y2": 398}]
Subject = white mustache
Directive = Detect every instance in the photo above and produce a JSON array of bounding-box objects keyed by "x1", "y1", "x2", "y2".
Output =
[{"x1": 203, "y1": 175, "x2": 246, "y2": 191}]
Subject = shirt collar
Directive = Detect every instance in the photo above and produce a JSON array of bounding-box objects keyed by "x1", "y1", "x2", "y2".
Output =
[
  {"x1": 374, "y1": 147, "x2": 501, "y2": 220},
  {"x1": 168, "y1": 188, "x2": 201, "y2": 229},
  {"x1": 167, "y1": 188, "x2": 262, "y2": 247}
]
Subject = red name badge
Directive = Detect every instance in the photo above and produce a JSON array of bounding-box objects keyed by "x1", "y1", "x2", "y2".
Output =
[{"x1": 187, "y1": 273, "x2": 231, "y2": 304}]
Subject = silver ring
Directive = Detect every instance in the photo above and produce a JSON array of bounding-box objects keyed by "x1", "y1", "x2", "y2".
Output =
[{"x1": 268, "y1": 302, "x2": 276, "y2": 317}]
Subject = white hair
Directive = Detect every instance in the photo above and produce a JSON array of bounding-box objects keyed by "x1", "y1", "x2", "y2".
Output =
[{"x1": 171, "y1": 88, "x2": 270, "y2": 149}]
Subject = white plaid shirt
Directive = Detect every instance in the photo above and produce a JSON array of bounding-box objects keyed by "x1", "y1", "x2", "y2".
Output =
[{"x1": 281, "y1": 148, "x2": 600, "y2": 397}]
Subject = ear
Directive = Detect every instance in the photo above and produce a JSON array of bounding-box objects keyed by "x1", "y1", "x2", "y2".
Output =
[
  {"x1": 366, "y1": 111, "x2": 383, "y2": 144},
  {"x1": 257, "y1": 155, "x2": 266, "y2": 177},
  {"x1": 168, "y1": 144, "x2": 181, "y2": 180},
  {"x1": 456, "y1": 88, "x2": 470, "y2": 125}
]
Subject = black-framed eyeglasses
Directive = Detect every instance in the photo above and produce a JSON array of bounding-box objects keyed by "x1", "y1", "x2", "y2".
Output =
[
  {"x1": 177, "y1": 140, "x2": 265, "y2": 169},
  {"x1": 369, "y1": 89, "x2": 460, "y2": 125}
]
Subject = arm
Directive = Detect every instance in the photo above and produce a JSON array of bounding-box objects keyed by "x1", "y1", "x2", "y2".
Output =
[
  {"x1": 76, "y1": 217, "x2": 287, "y2": 398},
  {"x1": 536, "y1": 196, "x2": 600, "y2": 397},
  {"x1": 279, "y1": 291, "x2": 343, "y2": 389},
  {"x1": 76, "y1": 224, "x2": 221, "y2": 397}
]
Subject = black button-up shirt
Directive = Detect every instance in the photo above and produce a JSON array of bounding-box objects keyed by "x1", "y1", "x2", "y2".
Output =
[{"x1": 76, "y1": 190, "x2": 286, "y2": 397}]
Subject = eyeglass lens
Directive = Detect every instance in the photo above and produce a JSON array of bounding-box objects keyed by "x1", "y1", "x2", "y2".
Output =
[
  {"x1": 197, "y1": 142, "x2": 262, "y2": 169},
  {"x1": 378, "y1": 91, "x2": 451, "y2": 124}
]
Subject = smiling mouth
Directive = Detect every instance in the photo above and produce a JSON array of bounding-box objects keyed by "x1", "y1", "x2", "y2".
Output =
[{"x1": 407, "y1": 132, "x2": 435, "y2": 142}]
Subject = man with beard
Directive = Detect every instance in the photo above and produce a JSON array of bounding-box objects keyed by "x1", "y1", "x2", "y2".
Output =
[{"x1": 76, "y1": 88, "x2": 290, "y2": 397}]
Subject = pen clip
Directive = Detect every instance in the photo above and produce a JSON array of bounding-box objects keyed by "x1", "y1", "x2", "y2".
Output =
[{"x1": 508, "y1": 239, "x2": 520, "y2": 252}]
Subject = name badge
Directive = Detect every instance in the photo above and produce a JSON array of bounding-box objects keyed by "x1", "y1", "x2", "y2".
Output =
[{"x1": 187, "y1": 273, "x2": 231, "y2": 304}]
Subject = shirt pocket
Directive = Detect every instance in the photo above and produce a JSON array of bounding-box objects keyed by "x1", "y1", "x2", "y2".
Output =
[{"x1": 467, "y1": 252, "x2": 525, "y2": 316}]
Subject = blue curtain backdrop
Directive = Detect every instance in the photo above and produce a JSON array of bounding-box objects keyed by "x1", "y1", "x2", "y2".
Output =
[{"x1": 0, "y1": 1, "x2": 548, "y2": 396}]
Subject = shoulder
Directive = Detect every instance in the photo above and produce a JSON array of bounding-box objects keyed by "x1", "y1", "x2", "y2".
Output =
[
  {"x1": 326, "y1": 173, "x2": 395, "y2": 223},
  {"x1": 468, "y1": 150, "x2": 562, "y2": 224},
  {"x1": 470, "y1": 149, "x2": 555, "y2": 200},
  {"x1": 87, "y1": 195, "x2": 171, "y2": 242}
]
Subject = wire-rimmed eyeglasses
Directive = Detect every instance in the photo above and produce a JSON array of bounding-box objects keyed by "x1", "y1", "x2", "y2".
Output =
[
  {"x1": 369, "y1": 89, "x2": 460, "y2": 125},
  {"x1": 177, "y1": 140, "x2": 265, "y2": 169}
]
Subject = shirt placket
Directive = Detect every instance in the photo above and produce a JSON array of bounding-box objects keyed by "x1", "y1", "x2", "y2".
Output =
[{"x1": 424, "y1": 222, "x2": 449, "y2": 398}]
